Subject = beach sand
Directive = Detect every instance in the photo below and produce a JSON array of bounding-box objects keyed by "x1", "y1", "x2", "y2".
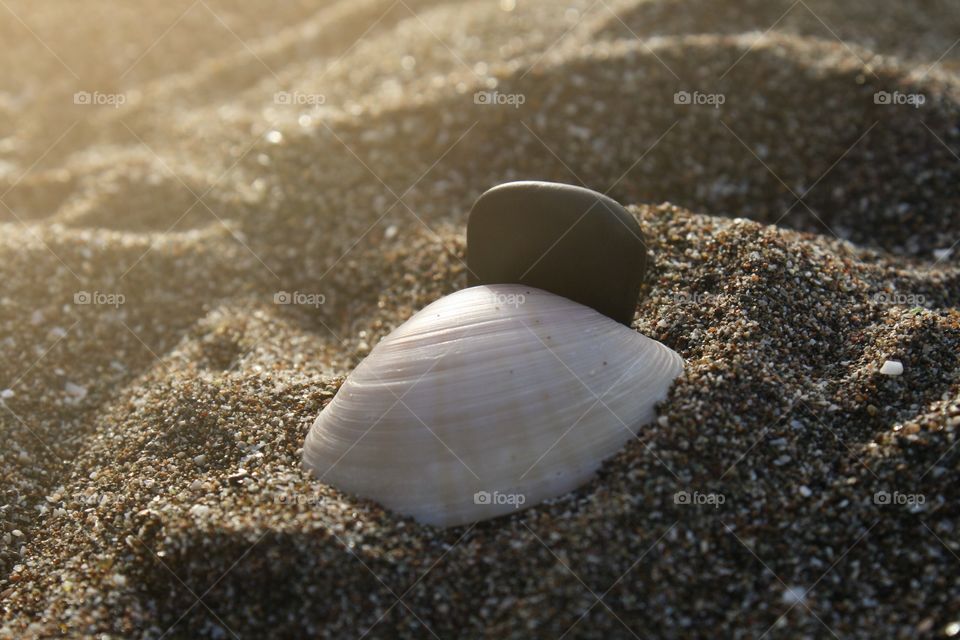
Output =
[{"x1": 1, "y1": 0, "x2": 959, "y2": 637}]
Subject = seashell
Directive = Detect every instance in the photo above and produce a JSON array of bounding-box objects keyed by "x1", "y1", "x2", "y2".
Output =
[
  {"x1": 304, "y1": 182, "x2": 681, "y2": 526},
  {"x1": 303, "y1": 284, "x2": 683, "y2": 527}
]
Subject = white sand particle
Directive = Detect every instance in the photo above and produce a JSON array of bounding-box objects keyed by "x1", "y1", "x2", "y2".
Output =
[{"x1": 880, "y1": 360, "x2": 904, "y2": 376}]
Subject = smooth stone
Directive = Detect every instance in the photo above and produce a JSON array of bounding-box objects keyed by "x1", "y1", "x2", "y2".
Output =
[
  {"x1": 467, "y1": 181, "x2": 647, "y2": 326},
  {"x1": 880, "y1": 360, "x2": 904, "y2": 376}
]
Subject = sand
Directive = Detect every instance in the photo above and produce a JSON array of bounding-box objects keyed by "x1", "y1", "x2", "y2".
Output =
[{"x1": 1, "y1": 0, "x2": 959, "y2": 637}]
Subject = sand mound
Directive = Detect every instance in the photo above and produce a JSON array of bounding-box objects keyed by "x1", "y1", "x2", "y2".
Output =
[{"x1": 1, "y1": 0, "x2": 958, "y2": 638}]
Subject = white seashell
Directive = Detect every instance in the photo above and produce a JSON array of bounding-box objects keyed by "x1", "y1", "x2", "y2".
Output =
[{"x1": 303, "y1": 284, "x2": 683, "y2": 527}]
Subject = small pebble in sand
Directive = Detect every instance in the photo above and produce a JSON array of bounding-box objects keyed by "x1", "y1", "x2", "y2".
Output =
[
  {"x1": 64, "y1": 382, "x2": 87, "y2": 399},
  {"x1": 782, "y1": 586, "x2": 807, "y2": 605},
  {"x1": 879, "y1": 360, "x2": 904, "y2": 376},
  {"x1": 0, "y1": 389, "x2": 13, "y2": 399}
]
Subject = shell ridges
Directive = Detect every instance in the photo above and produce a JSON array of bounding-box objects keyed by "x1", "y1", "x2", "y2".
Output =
[{"x1": 303, "y1": 284, "x2": 683, "y2": 527}]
